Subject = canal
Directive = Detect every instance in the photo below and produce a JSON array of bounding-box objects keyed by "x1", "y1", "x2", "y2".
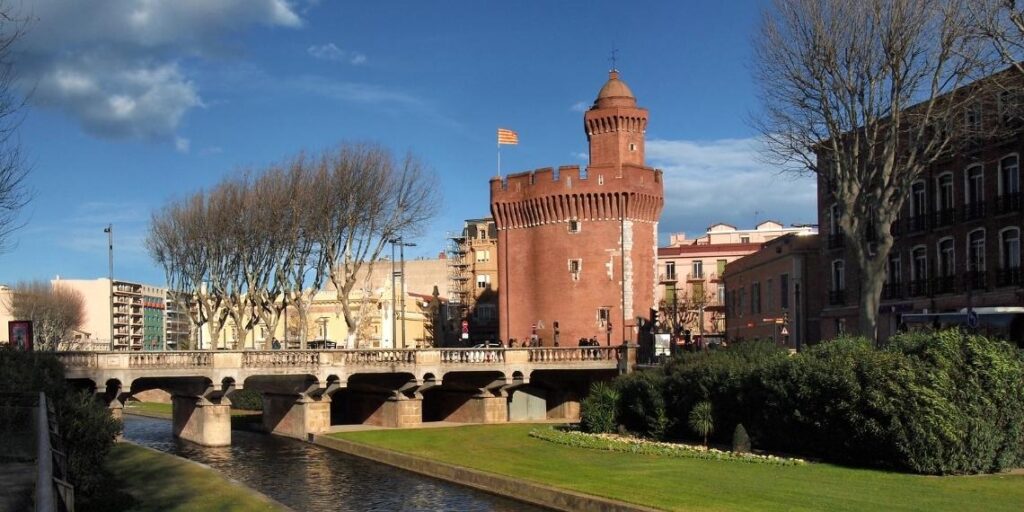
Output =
[{"x1": 123, "y1": 415, "x2": 545, "y2": 511}]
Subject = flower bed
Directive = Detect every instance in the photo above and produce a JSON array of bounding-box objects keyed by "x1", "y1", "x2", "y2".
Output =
[{"x1": 528, "y1": 427, "x2": 805, "y2": 466}]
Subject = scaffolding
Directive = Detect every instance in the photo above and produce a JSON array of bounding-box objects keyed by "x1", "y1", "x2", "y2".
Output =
[{"x1": 446, "y1": 230, "x2": 472, "y2": 328}]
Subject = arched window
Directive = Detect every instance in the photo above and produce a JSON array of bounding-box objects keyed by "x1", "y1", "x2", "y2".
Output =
[
  {"x1": 1000, "y1": 154, "x2": 1020, "y2": 196},
  {"x1": 910, "y1": 181, "x2": 927, "y2": 217},
  {"x1": 936, "y1": 172, "x2": 955, "y2": 212},
  {"x1": 965, "y1": 165, "x2": 984, "y2": 204},
  {"x1": 831, "y1": 260, "x2": 845, "y2": 291},
  {"x1": 1000, "y1": 228, "x2": 1021, "y2": 270},
  {"x1": 968, "y1": 229, "x2": 986, "y2": 272},
  {"x1": 937, "y1": 238, "x2": 955, "y2": 277},
  {"x1": 911, "y1": 246, "x2": 928, "y2": 281}
]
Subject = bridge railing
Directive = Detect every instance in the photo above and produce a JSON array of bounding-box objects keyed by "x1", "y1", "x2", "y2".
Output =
[
  {"x1": 438, "y1": 348, "x2": 505, "y2": 364},
  {"x1": 527, "y1": 346, "x2": 619, "y2": 363},
  {"x1": 243, "y1": 350, "x2": 320, "y2": 368},
  {"x1": 337, "y1": 349, "x2": 417, "y2": 365},
  {"x1": 130, "y1": 351, "x2": 212, "y2": 368},
  {"x1": 54, "y1": 346, "x2": 629, "y2": 371}
]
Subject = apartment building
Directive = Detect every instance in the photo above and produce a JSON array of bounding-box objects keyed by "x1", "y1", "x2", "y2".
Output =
[
  {"x1": 657, "y1": 221, "x2": 816, "y2": 340},
  {"x1": 448, "y1": 218, "x2": 499, "y2": 344}
]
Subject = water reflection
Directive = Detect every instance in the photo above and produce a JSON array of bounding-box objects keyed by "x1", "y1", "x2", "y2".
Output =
[{"x1": 123, "y1": 415, "x2": 544, "y2": 511}]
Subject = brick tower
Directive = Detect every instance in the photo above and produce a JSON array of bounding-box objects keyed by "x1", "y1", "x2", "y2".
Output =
[{"x1": 490, "y1": 70, "x2": 664, "y2": 346}]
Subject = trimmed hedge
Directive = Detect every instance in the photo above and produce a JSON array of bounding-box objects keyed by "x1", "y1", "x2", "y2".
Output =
[{"x1": 581, "y1": 332, "x2": 1024, "y2": 474}]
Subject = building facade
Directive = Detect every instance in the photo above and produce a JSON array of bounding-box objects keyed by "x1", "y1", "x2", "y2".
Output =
[
  {"x1": 448, "y1": 217, "x2": 499, "y2": 344},
  {"x1": 722, "y1": 233, "x2": 823, "y2": 348},
  {"x1": 818, "y1": 85, "x2": 1024, "y2": 343},
  {"x1": 490, "y1": 70, "x2": 664, "y2": 346},
  {"x1": 656, "y1": 221, "x2": 816, "y2": 340}
]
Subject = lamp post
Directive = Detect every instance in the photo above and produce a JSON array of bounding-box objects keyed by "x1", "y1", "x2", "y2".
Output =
[
  {"x1": 103, "y1": 224, "x2": 114, "y2": 351},
  {"x1": 390, "y1": 239, "x2": 397, "y2": 349},
  {"x1": 399, "y1": 240, "x2": 416, "y2": 349}
]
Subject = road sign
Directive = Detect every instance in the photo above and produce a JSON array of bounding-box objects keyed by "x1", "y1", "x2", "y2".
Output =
[
  {"x1": 780, "y1": 326, "x2": 789, "y2": 336},
  {"x1": 967, "y1": 310, "x2": 979, "y2": 329},
  {"x1": 461, "y1": 320, "x2": 469, "y2": 333}
]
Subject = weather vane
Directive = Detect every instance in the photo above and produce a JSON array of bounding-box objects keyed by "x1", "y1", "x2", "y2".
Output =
[{"x1": 609, "y1": 46, "x2": 619, "y2": 71}]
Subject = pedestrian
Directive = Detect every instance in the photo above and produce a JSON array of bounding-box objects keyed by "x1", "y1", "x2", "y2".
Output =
[{"x1": 271, "y1": 337, "x2": 281, "y2": 350}]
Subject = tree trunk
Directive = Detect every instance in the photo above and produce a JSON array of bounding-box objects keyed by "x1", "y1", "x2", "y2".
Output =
[{"x1": 858, "y1": 265, "x2": 884, "y2": 346}]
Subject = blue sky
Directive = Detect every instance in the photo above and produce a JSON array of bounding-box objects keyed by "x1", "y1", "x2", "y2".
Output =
[{"x1": 0, "y1": 0, "x2": 816, "y2": 286}]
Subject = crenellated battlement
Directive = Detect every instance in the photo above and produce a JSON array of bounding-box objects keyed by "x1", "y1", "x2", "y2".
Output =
[
  {"x1": 489, "y1": 164, "x2": 663, "y2": 229},
  {"x1": 490, "y1": 164, "x2": 661, "y2": 195}
]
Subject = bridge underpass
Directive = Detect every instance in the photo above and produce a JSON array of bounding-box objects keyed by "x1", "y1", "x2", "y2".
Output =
[{"x1": 56, "y1": 346, "x2": 635, "y2": 446}]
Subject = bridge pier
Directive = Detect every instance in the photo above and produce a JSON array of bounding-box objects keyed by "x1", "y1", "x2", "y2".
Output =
[
  {"x1": 435, "y1": 389, "x2": 508, "y2": 424},
  {"x1": 262, "y1": 392, "x2": 331, "y2": 440},
  {"x1": 172, "y1": 395, "x2": 231, "y2": 447}
]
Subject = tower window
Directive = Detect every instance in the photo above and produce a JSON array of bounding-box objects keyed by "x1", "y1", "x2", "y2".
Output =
[
  {"x1": 629, "y1": 143, "x2": 636, "y2": 152},
  {"x1": 569, "y1": 259, "x2": 582, "y2": 280},
  {"x1": 568, "y1": 219, "x2": 581, "y2": 233}
]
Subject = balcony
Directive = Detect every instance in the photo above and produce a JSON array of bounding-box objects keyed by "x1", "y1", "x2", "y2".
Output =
[
  {"x1": 908, "y1": 279, "x2": 930, "y2": 297},
  {"x1": 964, "y1": 271, "x2": 988, "y2": 290},
  {"x1": 996, "y1": 267, "x2": 1022, "y2": 287},
  {"x1": 962, "y1": 201, "x2": 987, "y2": 221},
  {"x1": 828, "y1": 289, "x2": 845, "y2": 305},
  {"x1": 932, "y1": 275, "x2": 957, "y2": 294},
  {"x1": 881, "y1": 282, "x2": 904, "y2": 300},
  {"x1": 995, "y1": 193, "x2": 1021, "y2": 215},
  {"x1": 933, "y1": 208, "x2": 957, "y2": 228},
  {"x1": 827, "y1": 234, "x2": 845, "y2": 249},
  {"x1": 687, "y1": 272, "x2": 705, "y2": 282},
  {"x1": 659, "y1": 272, "x2": 678, "y2": 283}
]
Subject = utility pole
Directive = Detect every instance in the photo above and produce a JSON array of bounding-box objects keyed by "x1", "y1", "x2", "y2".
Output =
[{"x1": 104, "y1": 224, "x2": 114, "y2": 351}]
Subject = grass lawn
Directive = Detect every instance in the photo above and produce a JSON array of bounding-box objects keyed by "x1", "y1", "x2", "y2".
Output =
[
  {"x1": 332, "y1": 424, "x2": 1024, "y2": 512},
  {"x1": 95, "y1": 443, "x2": 283, "y2": 512}
]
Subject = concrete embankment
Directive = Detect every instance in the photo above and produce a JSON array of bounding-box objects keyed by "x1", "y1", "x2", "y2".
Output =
[{"x1": 312, "y1": 434, "x2": 661, "y2": 512}]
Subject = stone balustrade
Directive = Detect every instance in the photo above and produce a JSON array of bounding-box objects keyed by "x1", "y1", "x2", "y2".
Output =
[{"x1": 56, "y1": 346, "x2": 631, "y2": 373}]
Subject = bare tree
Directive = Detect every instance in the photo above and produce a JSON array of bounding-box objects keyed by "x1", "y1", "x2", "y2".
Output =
[
  {"x1": 4, "y1": 281, "x2": 85, "y2": 350},
  {"x1": 0, "y1": 4, "x2": 28, "y2": 254},
  {"x1": 322, "y1": 144, "x2": 439, "y2": 347},
  {"x1": 971, "y1": 1, "x2": 1024, "y2": 74},
  {"x1": 753, "y1": 0, "x2": 995, "y2": 342}
]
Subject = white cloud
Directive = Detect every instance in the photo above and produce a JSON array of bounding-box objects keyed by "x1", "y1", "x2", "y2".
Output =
[
  {"x1": 570, "y1": 101, "x2": 589, "y2": 112},
  {"x1": 307, "y1": 43, "x2": 367, "y2": 65},
  {"x1": 15, "y1": 0, "x2": 305, "y2": 140},
  {"x1": 571, "y1": 151, "x2": 588, "y2": 161},
  {"x1": 647, "y1": 137, "x2": 818, "y2": 237},
  {"x1": 288, "y1": 75, "x2": 422, "y2": 107},
  {"x1": 175, "y1": 136, "x2": 190, "y2": 153}
]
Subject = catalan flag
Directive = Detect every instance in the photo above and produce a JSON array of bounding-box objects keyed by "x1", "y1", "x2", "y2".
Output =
[{"x1": 497, "y1": 128, "x2": 519, "y2": 145}]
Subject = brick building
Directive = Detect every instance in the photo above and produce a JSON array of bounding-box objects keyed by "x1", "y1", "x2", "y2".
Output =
[
  {"x1": 818, "y1": 80, "x2": 1023, "y2": 343},
  {"x1": 722, "y1": 233, "x2": 823, "y2": 348},
  {"x1": 656, "y1": 221, "x2": 815, "y2": 340},
  {"x1": 490, "y1": 70, "x2": 664, "y2": 346}
]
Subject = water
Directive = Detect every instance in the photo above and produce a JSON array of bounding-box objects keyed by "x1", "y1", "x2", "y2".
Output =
[{"x1": 123, "y1": 415, "x2": 545, "y2": 512}]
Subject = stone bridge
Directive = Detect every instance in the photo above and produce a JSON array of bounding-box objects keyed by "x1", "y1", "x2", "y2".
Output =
[{"x1": 56, "y1": 346, "x2": 635, "y2": 446}]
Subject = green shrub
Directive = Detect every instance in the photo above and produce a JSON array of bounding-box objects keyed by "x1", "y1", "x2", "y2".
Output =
[
  {"x1": 228, "y1": 389, "x2": 263, "y2": 411},
  {"x1": 0, "y1": 348, "x2": 121, "y2": 495},
  {"x1": 580, "y1": 381, "x2": 619, "y2": 433},
  {"x1": 732, "y1": 424, "x2": 751, "y2": 453},
  {"x1": 614, "y1": 370, "x2": 667, "y2": 439},
  {"x1": 601, "y1": 332, "x2": 1024, "y2": 474}
]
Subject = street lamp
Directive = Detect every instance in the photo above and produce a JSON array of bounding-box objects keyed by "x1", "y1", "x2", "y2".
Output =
[
  {"x1": 389, "y1": 237, "x2": 417, "y2": 349},
  {"x1": 103, "y1": 224, "x2": 113, "y2": 351}
]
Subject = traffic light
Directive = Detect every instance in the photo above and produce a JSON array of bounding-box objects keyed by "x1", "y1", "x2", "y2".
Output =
[{"x1": 684, "y1": 329, "x2": 692, "y2": 343}]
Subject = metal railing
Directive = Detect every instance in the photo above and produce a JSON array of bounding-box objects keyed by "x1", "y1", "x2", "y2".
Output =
[
  {"x1": 995, "y1": 192, "x2": 1021, "y2": 215},
  {"x1": 996, "y1": 267, "x2": 1022, "y2": 287}
]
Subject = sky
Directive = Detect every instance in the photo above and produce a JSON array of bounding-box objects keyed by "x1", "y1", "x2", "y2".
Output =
[{"x1": 0, "y1": 0, "x2": 817, "y2": 286}]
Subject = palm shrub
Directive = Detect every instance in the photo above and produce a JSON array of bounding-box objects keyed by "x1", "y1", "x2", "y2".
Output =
[
  {"x1": 689, "y1": 401, "x2": 714, "y2": 446},
  {"x1": 580, "y1": 381, "x2": 619, "y2": 433}
]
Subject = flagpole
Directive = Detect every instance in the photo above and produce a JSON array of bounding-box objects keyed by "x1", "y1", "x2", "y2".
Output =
[{"x1": 497, "y1": 140, "x2": 501, "y2": 178}]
